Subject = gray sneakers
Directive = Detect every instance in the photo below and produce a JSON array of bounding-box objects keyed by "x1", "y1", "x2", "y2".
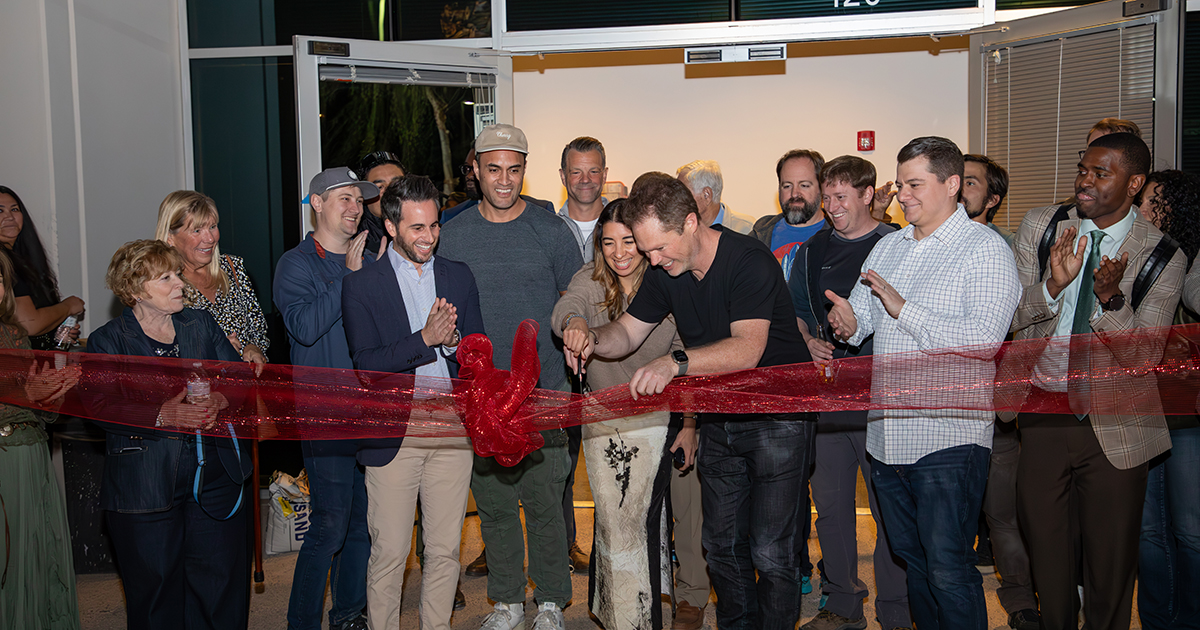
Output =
[
  {"x1": 480, "y1": 602, "x2": 524, "y2": 630},
  {"x1": 531, "y1": 602, "x2": 565, "y2": 630}
]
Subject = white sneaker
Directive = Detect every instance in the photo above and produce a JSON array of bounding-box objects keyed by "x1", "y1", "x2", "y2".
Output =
[
  {"x1": 480, "y1": 602, "x2": 525, "y2": 630},
  {"x1": 530, "y1": 602, "x2": 565, "y2": 630}
]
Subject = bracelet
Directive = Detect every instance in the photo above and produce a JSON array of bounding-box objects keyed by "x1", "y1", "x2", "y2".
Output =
[
  {"x1": 589, "y1": 329, "x2": 599, "y2": 347},
  {"x1": 562, "y1": 312, "x2": 587, "y2": 330}
]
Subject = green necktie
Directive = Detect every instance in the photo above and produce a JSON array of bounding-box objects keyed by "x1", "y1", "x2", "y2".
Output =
[{"x1": 1071, "y1": 230, "x2": 1105, "y2": 335}]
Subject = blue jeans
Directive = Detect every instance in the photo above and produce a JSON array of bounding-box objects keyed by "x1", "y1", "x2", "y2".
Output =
[
  {"x1": 1139, "y1": 425, "x2": 1200, "y2": 630},
  {"x1": 870, "y1": 444, "x2": 990, "y2": 630},
  {"x1": 699, "y1": 415, "x2": 817, "y2": 630},
  {"x1": 287, "y1": 440, "x2": 370, "y2": 630}
]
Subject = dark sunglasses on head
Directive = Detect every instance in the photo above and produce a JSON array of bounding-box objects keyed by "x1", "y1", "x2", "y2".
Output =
[{"x1": 359, "y1": 151, "x2": 402, "y2": 176}]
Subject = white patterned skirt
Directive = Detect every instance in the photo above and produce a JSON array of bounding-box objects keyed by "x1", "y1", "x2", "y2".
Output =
[{"x1": 583, "y1": 411, "x2": 674, "y2": 630}]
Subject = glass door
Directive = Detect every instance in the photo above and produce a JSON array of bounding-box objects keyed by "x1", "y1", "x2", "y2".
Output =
[{"x1": 294, "y1": 36, "x2": 511, "y2": 234}]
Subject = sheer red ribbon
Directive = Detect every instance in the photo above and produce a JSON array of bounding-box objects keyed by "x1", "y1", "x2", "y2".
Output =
[{"x1": 3, "y1": 320, "x2": 1199, "y2": 466}]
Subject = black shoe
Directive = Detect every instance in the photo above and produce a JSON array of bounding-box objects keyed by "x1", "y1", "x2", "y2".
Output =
[
  {"x1": 568, "y1": 543, "x2": 590, "y2": 572},
  {"x1": 454, "y1": 583, "x2": 467, "y2": 610},
  {"x1": 1008, "y1": 608, "x2": 1040, "y2": 630},
  {"x1": 331, "y1": 615, "x2": 369, "y2": 630},
  {"x1": 465, "y1": 549, "x2": 488, "y2": 577}
]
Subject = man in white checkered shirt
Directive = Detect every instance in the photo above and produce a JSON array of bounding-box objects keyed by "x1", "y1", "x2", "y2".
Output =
[{"x1": 827, "y1": 136, "x2": 1020, "y2": 630}]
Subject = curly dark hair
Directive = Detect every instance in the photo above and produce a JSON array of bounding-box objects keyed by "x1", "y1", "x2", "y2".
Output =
[{"x1": 1139, "y1": 170, "x2": 1200, "y2": 269}]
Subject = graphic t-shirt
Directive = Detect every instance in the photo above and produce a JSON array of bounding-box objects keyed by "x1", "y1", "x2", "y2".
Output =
[{"x1": 770, "y1": 219, "x2": 825, "y2": 280}]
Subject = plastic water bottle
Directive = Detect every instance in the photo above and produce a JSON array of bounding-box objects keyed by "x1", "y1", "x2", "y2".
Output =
[
  {"x1": 54, "y1": 315, "x2": 77, "y2": 350},
  {"x1": 186, "y1": 362, "x2": 211, "y2": 404}
]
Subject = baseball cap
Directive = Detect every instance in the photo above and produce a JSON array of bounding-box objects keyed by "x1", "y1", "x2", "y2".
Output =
[
  {"x1": 475, "y1": 124, "x2": 529, "y2": 155},
  {"x1": 306, "y1": 167, "x2": 379, "y2": 202}
]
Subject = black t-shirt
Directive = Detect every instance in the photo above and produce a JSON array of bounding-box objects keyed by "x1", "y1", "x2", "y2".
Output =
[
  {"x1": 627, "y1": 227, "x2": 811, "y2": 369},
  {"x1": 790, "y1": 224, "x2": 894, "y2": 350}
]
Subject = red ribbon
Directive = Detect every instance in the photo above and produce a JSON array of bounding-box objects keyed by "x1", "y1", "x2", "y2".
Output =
[{"x1": 2, "y1": 321, "x2": 1198, "y2": 466}]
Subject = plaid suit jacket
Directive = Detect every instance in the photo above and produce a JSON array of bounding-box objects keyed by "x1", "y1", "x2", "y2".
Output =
[{"x1": 1002, "y1": 204, "x2": 1184, "y2": 469}]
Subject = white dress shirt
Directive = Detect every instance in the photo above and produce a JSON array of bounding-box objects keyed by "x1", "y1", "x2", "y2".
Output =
[
  {"x1": 846, "y1": 205, "x2": 1021, "y2": 465},
  {"x1": 388, "y1": 247, "x2": 451, "y2": 380},
  {"x1": 1032, "y1": 209, "x2": 1138, "y2": 392}
]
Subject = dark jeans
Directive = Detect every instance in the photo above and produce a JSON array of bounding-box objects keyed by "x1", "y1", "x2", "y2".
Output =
[
  {"x1": 870, "y1": 444, "x2": 990, "y2": 630},
  {"x1": 107, "y1": 437, "x2": 250, "y2": 630},
  {"x1": 287, "y1": 440, "x2": 370, "y2": 630},
  {"x1": 699, "y1": 415, "x2": 817, "y2": 630},
  {"x1": 1139, "y1": 425, "x2": 1200, "y2": 630}
]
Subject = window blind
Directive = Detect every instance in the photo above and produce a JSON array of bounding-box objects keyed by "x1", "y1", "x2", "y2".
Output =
[{"x1": 984, "y1": 23, "x2": 1155, "y2": 231}]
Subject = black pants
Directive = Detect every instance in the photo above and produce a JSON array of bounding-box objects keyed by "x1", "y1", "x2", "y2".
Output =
[{"x1": 107, "y1": 439, "x2": 250, "y2": 630}]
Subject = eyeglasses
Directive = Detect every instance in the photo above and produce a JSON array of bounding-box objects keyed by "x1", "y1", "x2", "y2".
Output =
[{"x1": 459, "y1": 164, "x2": 474, "y2": 175}]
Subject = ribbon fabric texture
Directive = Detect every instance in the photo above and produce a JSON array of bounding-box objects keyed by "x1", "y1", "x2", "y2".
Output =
[{"x1": 3, "y1": 321, "x2": 1199, "y2": 466}]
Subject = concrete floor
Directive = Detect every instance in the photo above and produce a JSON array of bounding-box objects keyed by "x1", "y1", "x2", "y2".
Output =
[{"x1": 76, "y1": 458, "x2": 1141, "y2": 629}]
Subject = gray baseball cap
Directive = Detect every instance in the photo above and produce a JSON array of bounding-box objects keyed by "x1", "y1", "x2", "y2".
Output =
[
  {"x1": 306, "y1": 167, "x2": 379, "y2": 202},
  {"x1": 474, "y1": 124, "x2": 529, "y2": 155}
]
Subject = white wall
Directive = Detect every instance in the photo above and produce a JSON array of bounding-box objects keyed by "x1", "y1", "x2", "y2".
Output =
[
  {"x1": 0, "y1": 0, "x2": 186, "y2": 333},
  {"x1": 513, "y1": 41, "x2": 970, "y2": 222}
]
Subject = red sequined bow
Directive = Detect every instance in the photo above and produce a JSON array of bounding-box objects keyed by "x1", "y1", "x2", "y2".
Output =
[{"x1": 456, "y1": 320, "x2": 545, "y2": 466}]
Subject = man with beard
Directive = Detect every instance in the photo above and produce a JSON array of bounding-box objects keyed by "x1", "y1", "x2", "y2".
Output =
[
  {"x1": 789, "y1": 155, "x2": 909, "y2": 630},
  {"x1": 962, "y1": 154, "x2": 1014, "y2": 246},
  {"x1": 438, "y1": 124, "x2": 581, "y2": 630},
  {"x1": 677, "y1": 160, "x2": 756, "y2": 234},
  {"x1": 753, "y1": 150, "x2": 827, "y2": 281},
  {"x1": 358, "y1": 151, "x2": 407, "y2": 254},
  {"x1": 1007, "y1": 132, "x2": 1184, "y2": 630},
  {"x1": 342, "y1": 175, "x2": 485, "y2": 630},
  {"x1": 961, "y1": 153, "x2": 1042, "y2": 630}
]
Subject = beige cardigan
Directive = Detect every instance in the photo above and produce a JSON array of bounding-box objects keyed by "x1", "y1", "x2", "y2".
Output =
[{"x1": 551, "y1": 262, "x2": 682, "y2": 392}]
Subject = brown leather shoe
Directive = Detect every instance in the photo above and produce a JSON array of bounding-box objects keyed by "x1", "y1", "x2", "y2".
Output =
[{"x1": 672, "y1": 601, "x2": 704, "y2": 630}]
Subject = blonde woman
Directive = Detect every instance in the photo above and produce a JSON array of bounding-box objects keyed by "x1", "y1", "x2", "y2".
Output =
[
  {"x1": 552, "y1": 200, "x2": 693, "y2": 630},
  {"x1": 156, "y1": 191, "x2": 268, "y2": 373}
]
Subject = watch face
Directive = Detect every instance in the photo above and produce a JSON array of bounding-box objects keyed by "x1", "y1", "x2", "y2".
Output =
[
  {"x1": 1106, "y1": 294, "x2": 1125, "y2": 311},
  {"x1": 672, "y1": 350, "x2": 688, "y2": 363}
]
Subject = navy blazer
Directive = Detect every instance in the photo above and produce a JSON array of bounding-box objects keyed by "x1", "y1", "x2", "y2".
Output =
[
  {"x1": 342, "y1": 253, "x2": 485, "y2": 466},
  {"x1": 86, "y1": 307, "x2": 252, "y2": 512}
]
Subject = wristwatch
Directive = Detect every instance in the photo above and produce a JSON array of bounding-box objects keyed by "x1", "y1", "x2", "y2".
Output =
[
  {"x1": 671, "y1": 349, "x2": 689, "y2": 377},
  {"x1": 1100, "y1": 292, "x2": 1126, "y2": 312}
]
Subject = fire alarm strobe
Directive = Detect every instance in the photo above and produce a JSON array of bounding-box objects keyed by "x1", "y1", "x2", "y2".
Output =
[{"x1": 857, "y1": 131, "x2": 875, "y2": 152}]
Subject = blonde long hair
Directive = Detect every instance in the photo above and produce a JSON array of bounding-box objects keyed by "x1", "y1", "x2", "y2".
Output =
[
  {"x1": 155, "y1": 190, "x2": 229, "y2": 298},
  {"x1": 591, "y1": 199, "x2": 650, "y2": 321}
]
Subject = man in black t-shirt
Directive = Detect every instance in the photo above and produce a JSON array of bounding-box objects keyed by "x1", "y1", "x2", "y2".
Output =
[
  {"x1": 789, "y1": 156, "x2": 910, "y2": 630},
  {"x1": 568, "y1": 172, "x2": 816, "y2": 630}
]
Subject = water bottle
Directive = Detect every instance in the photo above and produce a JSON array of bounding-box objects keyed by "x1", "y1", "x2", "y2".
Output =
[
  {"x1": 54, "y1": 315, "x2": 77, "y2": 350},
  {"x1": 186, "y1": 362, "x2": 211, "y2": 405}
]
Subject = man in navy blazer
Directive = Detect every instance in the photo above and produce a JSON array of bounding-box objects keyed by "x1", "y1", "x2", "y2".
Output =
[{"x1": 342, "y1": 174, "x2": 484, "y2": 630}]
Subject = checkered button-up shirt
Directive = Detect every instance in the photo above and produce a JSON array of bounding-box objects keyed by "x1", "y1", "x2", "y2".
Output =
[{"x1": 846, "y1": 206, "x2": 1020, "y2": 465}]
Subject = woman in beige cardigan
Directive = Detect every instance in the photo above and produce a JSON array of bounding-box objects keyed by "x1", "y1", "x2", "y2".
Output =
[{"x1": 552, "y1": 199, "x2": 694, "y2": 630}]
